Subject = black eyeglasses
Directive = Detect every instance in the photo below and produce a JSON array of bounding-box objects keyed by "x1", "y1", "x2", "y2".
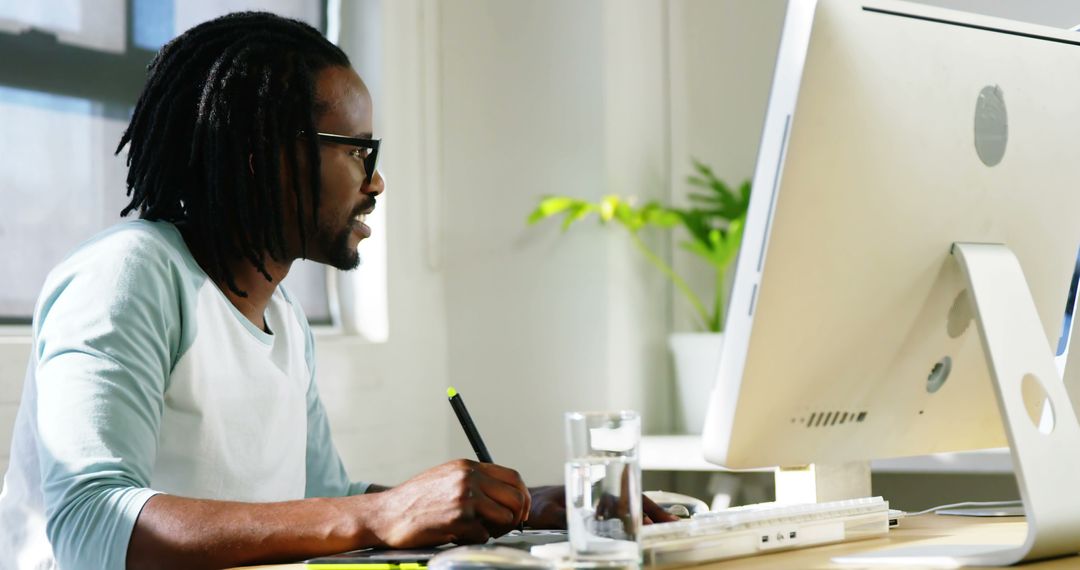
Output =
[{"x1": 305, "y1": 132, "x2": 381, "y2": 183}]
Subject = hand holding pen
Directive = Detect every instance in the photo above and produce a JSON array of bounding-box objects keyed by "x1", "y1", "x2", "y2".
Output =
[
  {"x1": 447, "y1": 386, "x2": 529, "y2": 531},
  {"x1": 351, "y1": 389, "x2": 530, "y2": 548},
  {"x1": 368, "y1": 457, "x2": 531, "y2": 547},
  {"x1": 443, "y1": 387, "x2": 670, "y2": 532}
]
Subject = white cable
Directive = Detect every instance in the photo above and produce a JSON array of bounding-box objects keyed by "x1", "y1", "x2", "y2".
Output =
[{"x1": 900, "y1": 500, "x2": 1022, "y2": 518}]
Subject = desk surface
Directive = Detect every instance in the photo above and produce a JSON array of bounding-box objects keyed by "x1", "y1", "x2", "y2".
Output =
[{"x1": 237, "y1": 515, "x2": 1079, "y2": 569}]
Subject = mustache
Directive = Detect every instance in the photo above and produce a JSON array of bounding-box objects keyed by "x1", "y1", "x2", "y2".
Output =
[{"x1": 351, "y1": 197, "x2": 377, "y2": 218}]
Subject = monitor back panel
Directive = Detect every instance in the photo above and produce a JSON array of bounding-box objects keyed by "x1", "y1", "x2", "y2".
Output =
[{"x1": 705, "y1": 0, "x2": 1080, "y2": 468}]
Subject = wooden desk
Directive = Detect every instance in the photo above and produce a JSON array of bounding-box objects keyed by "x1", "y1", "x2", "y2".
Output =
[
  {"x1": 237, "y1": 515, "x2": 1080, "y2": 569},
  {"x1": 688, "y1": 515, "x2": 1075, "y2": 569}
]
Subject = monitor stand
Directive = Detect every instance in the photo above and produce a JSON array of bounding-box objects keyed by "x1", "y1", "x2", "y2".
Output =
[
  {"x1": 774, "y1": 462, "x2": 871, "y2": 504},
  {"x1": 836, "y1": 242, "x2": 1080, "y2": 567}
]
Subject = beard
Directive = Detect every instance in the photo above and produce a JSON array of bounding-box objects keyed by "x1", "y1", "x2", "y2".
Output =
[
  {"x1": 312, "y1": 216, "x2": 360, "y2": 271},
  {"x1": 325, "y1": 224, "x2": 360, "y2": 270}
]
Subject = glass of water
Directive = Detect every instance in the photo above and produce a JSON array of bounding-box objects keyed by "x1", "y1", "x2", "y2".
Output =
[{"x1": 564, "y1": 410, "x2": 642, "y2": 565}]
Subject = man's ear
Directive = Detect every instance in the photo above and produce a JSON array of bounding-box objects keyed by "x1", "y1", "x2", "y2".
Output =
[{"x1": 248, "y1": 153, "x2": 255, "y2": 175}]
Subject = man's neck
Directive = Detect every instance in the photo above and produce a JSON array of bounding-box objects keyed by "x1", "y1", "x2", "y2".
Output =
[
  {"x1": 221, "y1": 260, "x2": 290, "y2": 333},
  {"x1": 180, "y1": 226, "x2": 292, "y2": 333}
]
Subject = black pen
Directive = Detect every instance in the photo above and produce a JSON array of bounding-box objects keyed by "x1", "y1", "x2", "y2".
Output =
[
  {"x1": 447, "y1": 387, "x2": 528, "y2": 531},
  {"x1": 447, "y1": 386, "x2": 493, "y2": 463}
]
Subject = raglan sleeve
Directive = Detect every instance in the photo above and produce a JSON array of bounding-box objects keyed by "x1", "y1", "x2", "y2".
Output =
[
  {"x1": 35, "y1": 236, "x2": 181, "y2": 570},
  {"x1": 296, "y1": 310, "x2": 371, "y2": 498}
]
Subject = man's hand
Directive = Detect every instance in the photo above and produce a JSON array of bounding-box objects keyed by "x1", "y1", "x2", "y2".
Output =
[
  {"x1": 524, "y1": 486, "x2": 681, "y2": 529},
  {"x1": 525, "y1": 485, "x2": 567, "y2": 529},
  {"x1": 367, "y1": 459, "x2": 531, "y2": 548},
  {"x1": 643, "y1": 494, "x2": 681, "y2": 524}
]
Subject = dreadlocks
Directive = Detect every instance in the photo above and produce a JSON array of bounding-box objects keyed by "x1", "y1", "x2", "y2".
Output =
[{"x1": 117, "y1": 12, "x2": 351, "y2": 296}]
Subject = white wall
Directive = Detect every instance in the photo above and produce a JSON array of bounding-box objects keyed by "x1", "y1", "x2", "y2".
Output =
[{"x1": 436, "y1": 0, "x2": 672, "y2": 484}]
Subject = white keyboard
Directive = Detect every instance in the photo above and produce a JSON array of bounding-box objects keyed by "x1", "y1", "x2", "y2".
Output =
[{"x1": 640, "y1": 497, "x2": 890, "y2": 567}]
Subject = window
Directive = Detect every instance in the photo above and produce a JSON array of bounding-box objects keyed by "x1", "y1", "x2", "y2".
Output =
[
  {"x1": 0, "y1": 86, "x2": 129, "y2": 320},
  {"x1": 0, "y1": 0, "x2": 386, "y2": 335}
]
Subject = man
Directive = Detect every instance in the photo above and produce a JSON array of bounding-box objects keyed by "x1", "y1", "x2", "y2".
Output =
[{"x1": 0, "y1": 12, "x2": 673, "y2": 570}]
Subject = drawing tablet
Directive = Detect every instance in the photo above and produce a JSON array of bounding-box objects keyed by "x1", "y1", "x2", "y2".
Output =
[{"x1": 306, "y1": 547, "x2": 442, "y2": 568}]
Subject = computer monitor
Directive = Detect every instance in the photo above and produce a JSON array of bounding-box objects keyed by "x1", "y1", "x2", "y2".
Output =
[{"x1": 701, "y1": 0, "x2": 1080, "y2": 564}]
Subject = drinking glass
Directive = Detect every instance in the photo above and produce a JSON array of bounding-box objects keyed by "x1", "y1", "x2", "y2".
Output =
[{"x1": 564, "y1": 410, "x2": 642, "y2": 565}]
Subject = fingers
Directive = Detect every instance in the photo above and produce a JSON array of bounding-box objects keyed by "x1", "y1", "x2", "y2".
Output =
[
  {"x1": 475, "y1": 462, "x2": 532, "y2": 521},
  {"x1": 529, "y1": 485, "x2": 567, "y2": 529},
  {"x1": 449, "y1": 519, "x2": 491, "y2": 545},
  {"x1": 442, "y1": 460, "x2": 530, "y2": 531},
  {"x1": 642, "y1": 494, "x2": 680, "y2": 523},
  {"x1": 470, "y1": 490, "x2": 523, "y2": 536},
  {"x1": 531, "y1": 502, "x2": 567, "y2": 529},
  {"x1": 478, "y1": 482, "x2": 529, "y2": 527},
  {"x1": 377, "y1": 460, "x2": 533, "y2": 547}
]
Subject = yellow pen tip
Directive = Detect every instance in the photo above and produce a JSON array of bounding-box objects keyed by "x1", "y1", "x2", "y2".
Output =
[{"x1": 447, "y1": 386, "x2": 457, "y2": 398}]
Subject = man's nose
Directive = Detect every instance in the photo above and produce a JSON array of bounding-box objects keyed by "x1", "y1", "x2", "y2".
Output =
[{"x1": 365, "y1": 170, "x2": 385, "y2": 196}]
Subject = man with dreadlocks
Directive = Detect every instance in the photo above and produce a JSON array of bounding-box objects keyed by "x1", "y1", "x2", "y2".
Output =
[{"x1": 0, "y1": 12, "x2": 654, "y2": 570}]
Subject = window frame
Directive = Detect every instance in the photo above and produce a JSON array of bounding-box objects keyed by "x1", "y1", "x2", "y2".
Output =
[{"x1": 0, "y1": 2, "x2": 154, "y2": 107}]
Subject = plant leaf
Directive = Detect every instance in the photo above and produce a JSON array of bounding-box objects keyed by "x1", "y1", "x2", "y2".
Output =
[
  {"x1": 691, "y1": 157, "x2": 716, "y2": 179},
  {"x1": 679, "y1": 239, "x2": 718, "y2": 266},
  {"x1": 613, "y1": 200, "x2": 641, "y2": 230},
  {"x1": 677, "y1": 210, "x2": 712, "y2": 248},
  {"x1": 525, "y1": 160, "x2": 751, "y2": 335},
  {"x1": 717, "y1": 216, "x2": 746, "y2": 265},
  {"x1": 600, "y1": 195, "x2": 619, "y2": 222},
  {"x1": 738, "y1": 180, "x2": 751, "y2": 207},
  {"x1": 527, "y1": 196, "x2": 578, "y2": 224},
  {"x1": 686, "y1": 175, "x2": 712, "y2": 189},
  {"x1": 643, "y1": 205, "x2": 680, "y2": 228},
  {"x1": 560, "y1": 202, "x2": 595, "y2": 230}
]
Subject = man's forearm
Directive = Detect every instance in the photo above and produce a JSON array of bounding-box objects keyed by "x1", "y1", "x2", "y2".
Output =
[
  {"x1": 127, "y1": 492, "x2": 385, "y2": 570},
  {"x1": 125, "y1": 460, "x2": 533, "y2": 568}
]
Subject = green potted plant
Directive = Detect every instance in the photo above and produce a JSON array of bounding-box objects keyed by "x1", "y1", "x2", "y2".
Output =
[{"x1": 527, "y1": 159, "x2": 750, "y2": 433}]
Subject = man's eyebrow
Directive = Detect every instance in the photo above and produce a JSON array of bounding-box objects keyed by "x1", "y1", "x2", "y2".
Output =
[{"x1": 355, "y1": 132, "x2": 374, "y2": 139}]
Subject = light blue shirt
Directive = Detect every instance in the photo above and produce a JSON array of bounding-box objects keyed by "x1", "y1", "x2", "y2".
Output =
[{"x1": 0, "y1": 220, "x2": 368, "y2": 570}]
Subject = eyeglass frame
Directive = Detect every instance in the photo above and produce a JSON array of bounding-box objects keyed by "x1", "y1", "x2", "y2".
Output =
[{"x1": 302, "y1": 131, "x2": 381, "y2": 184}]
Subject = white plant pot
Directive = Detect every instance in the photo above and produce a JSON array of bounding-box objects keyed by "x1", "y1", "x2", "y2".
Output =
[{"x1": 668, "y1": 332, "x2": 724, "y2": 434}]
